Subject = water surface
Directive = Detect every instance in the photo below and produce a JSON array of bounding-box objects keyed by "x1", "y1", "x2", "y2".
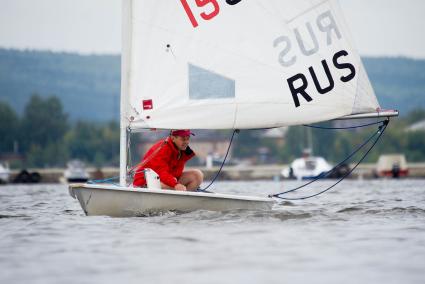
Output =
[{"x1": 1, "y1": 180, "x2": 424, "y2": 284}]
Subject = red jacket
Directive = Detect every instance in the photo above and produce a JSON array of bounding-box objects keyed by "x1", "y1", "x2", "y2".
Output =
[{"x1": 133, "y1": 137, "x2": 195, "y2": 188}]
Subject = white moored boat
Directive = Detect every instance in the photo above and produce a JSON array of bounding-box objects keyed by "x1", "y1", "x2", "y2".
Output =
[
  {"x1": 0, "y1": 162, "x2": 10, "y2": 184},
  {"x1": 63, "y1": 160, "x2": 90, "y2": 183},
  {"x1": 70, "y1": 0, "x2": 398, "y2": 216},
  {"x1": 282, "y1": 156, "x2": 333, "y2": 180}
]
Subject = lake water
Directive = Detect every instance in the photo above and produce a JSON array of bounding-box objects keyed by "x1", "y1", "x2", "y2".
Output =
[{"x1": 1, "y1": 179, "x2": 424, "y2": 284}]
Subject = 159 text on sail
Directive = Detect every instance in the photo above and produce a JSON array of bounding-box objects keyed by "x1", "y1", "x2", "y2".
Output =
[
  {"x1": 180, "y1": 0, "x2": 242, "y2": 28},
  {"x1": 179, "y1": 2, "x2": 357, "y2": 109}
]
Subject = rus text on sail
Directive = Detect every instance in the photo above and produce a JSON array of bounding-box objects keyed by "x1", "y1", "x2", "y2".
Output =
[{"x1": 274, "y1": 10, "x2": 356, "y2": 108}]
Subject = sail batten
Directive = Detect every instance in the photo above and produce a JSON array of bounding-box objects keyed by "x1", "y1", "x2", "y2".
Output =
[{"x1": 121, "y1": 0, "x2": 384, "y2": 130}]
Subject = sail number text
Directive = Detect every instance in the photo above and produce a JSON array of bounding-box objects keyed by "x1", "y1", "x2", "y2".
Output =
[
  {"x1": 274, "y1": 10, "x2": 357, "y2": 108},
  {"x1": 180, "y1": 0, "x2": 242, "y2": 28}
]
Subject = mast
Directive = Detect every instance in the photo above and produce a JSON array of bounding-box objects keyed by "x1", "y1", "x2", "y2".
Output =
[
  {"x1": 306, "y1": 127, "x2": 313, "y2": 156},
  {"x1": 119, "y1": 0, "x2": 133, "y2": 186}
]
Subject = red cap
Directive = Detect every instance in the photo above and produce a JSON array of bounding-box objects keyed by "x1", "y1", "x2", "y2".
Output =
[{"x1": 171, "y1": 129, "x2": 195, "y2": 137}]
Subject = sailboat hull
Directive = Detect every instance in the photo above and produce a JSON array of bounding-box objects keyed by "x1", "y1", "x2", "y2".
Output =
[{"x1": 69, "y1": 184, "x2": 274, "y2": 217}]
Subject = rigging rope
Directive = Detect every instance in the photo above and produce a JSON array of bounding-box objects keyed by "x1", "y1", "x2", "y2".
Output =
[
  {"x1": 88, "y1": 118, "x2": 389, "y2": 198},
  {"x1": 270, "y1": 119, "x2": 390, "y2": 200},
  {"x1": 303, "y1": 120, "x2": 387, "y2": 130},
  {"x1": 87, "y1": 129, "x2": 167, "y2": 186},
  {"x1": 87, "y1": 176, "x2": 120, "y2": 185},
  {"x1": 197, "y1": 129, "x2": 238, "y2": 192},
  {"x1": 90, "y1": 129, "x2": 238, "y2": 189},
  {"x1": 126, "y1": 137, "x2": 168, "y2": 182}
]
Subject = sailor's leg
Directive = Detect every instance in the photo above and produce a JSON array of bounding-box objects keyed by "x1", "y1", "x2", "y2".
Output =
[
  {"x1": 160, "y1": 182, "x2": 173, "y2": 189},
  {"x1": 178, "y1": 169, "x2": 204, "y2": 191}
]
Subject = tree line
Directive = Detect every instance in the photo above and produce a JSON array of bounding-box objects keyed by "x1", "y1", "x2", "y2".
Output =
[
  {"x1": 1, "y1": 94, "x2": 425, "y2": 168},
  {"x1": 234, "y1": 109, "x2": 425, "y2": 164},
  {"x1": 0, "y1": 95, "x2": 119, "y2": 168},
  {"x1": 2, "y1": 49, "x2": 425, "y2": 123}
]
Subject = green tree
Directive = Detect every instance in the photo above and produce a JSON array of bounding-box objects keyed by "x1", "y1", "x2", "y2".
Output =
[
  {"x1": 310, "y1": 122, "x2": 337, "y2": 160},
  {"x1": 20, "y1": 94, "x2": 69, "y2": 167},
  {"x1": 405, "y1": 108, "x2": 425, "y2": 124},
  {"x1": 64, "y1": 121, "x2": 98, "y2": 162},
  {"x1": 278, "y1": 126, "x2": 309, "y2": 163},
  {"x1": 0, "y1": 101, "x2": 19, "y2": 153},
  {"x1": 98, "y1": 121, "x2": 120, "y2": 166},
  {"x1": 25, "y1": 144, "x2": 68, "y2": 168},
  {"x1": 405, "y1": 131, "x2": 425, "y2": 162},
  {"x1": 64, "y1": 121, "x2": 119, "y2": 166},
  {"x1": 21, "y1": 94, "x2": 69, "y2": 152},
  {"x1": 233, "y1": 129, "x2": 262, "y2": 158}
]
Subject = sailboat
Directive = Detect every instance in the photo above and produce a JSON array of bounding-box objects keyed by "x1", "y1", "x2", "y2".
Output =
[
  {"x1": 282, "y1": 127, "x2": 334, "y2": 180},
  {"x1": 69, "y1": 0, "x2": 398, "y2": 217},
  {"x1": 282, "y1": 149, "x2": 334, "y2": 180},
  {"x1": 62, "y1": 160, "x2": 90, "y2": 183}
]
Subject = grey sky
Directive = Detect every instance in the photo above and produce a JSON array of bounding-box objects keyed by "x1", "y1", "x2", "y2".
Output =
[{"x1": 0, "y1": 0, "x2": 424, "y2": 58}]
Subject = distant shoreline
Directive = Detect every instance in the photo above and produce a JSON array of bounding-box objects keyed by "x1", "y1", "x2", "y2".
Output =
[{"x1": 6, "y1": 163, "x2": 425, "y2": 183}]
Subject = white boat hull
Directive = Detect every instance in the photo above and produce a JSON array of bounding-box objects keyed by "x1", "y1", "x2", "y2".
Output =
[
  {"x1": 282, "y1": 156, "x2": 333, "y2": 180},
  {"x1": 69, "y1": 184, "x2": 275, "y2": 217},
  {"x1": 0, "y1": 163, "x2": 10, "y2": 183}
]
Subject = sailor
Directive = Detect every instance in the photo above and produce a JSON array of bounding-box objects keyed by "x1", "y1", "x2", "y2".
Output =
[{"x1": 133, "y1": 129, "x2": 204, "y2": 191}]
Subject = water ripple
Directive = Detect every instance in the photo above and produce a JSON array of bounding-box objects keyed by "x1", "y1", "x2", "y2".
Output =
[
  {"x1": 1, "y1": 181, "x2": 425, "y2": 284},
  {"x1": 0, "y1": 214, "x2": 29, "y2": 219}
]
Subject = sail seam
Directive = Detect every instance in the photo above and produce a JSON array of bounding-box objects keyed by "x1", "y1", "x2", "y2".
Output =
[
  {"x1": 286, "y1": 0, "x2": 330, "y2": 23},
  {"x1": 233, "y1": 103, "x2": 238, "y2": 129}
]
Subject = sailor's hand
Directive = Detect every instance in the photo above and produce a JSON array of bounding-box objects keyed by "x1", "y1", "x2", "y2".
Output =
[{"x1": 174, "y1": 184, "x2": 187, "y2": 191}]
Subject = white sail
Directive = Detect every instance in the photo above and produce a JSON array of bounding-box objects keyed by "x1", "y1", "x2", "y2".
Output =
[{"x1": 121, "y1": 0, "x2": 380, "y2": 130}]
